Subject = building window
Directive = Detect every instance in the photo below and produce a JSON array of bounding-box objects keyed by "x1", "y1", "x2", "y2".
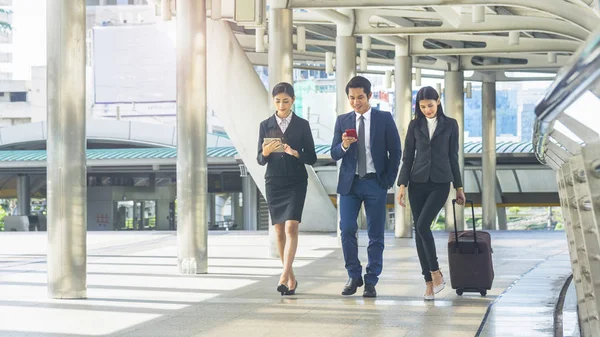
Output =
[{"x1": 9, "y1": 92, "x2": 27, "y2": 102}]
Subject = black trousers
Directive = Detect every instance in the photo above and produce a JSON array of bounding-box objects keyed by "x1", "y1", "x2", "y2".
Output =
[{"x1": 408, "y1": 180, "x2": 450, "y2": 282}]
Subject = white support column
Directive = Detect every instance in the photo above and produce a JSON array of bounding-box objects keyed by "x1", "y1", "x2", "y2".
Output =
[
  {"x1": 394, "y1": 44, "x2": 412, "y2": 238},
  {"x1": 176, "y1": 0, "x2": 208, "y2": 274},
  {"x1": 47, "y1": 0, "x2": 87, "y2": 299},
  {"x1": 482, "y1": 80, "x2": 497, "y2": 230},
  {"x1": 267, "y1": 4, "x2": 293, "y2": 257},
  {"x1": 443, "y1": 71, "x2": 465, "y2": 232},
  {"x1": 335, "y1": 32, "x2": 356, "y2": 239}
]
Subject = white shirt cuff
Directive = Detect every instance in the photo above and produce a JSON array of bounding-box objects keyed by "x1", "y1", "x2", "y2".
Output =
[{"x1": 341, "y1": 143, "x2": 348, "y2": 152}]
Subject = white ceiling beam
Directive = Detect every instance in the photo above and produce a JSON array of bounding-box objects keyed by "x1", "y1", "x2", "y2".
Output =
[
  {"x1": 311, "y1": 9, "x2": 353, "y2": 26},
  {"x1": 373, "y1": 15, "x2": 415, "y2": 27},
  {"x1": 236, "y1": 32, "x2": 579, "y2": 56},
  {"x1": 460, "y1": 53, "x2": 569, "y2": 70},
  {"x1": 303, "y1": 24, "x2": 337, "y2": 40},
  {"x1": 410, "y1": 34, "x2": 579, "y2": 55},
  {"x1": 289, "y1": 11, "x2": 334, "y2": 25},
  {"x1": 433, "y1": 6, "x2": 463, "y2": 28},
  {"x1": 289, "y1": 0, "x2": 599, "y2": 33},
  {"x1": 469, "y1": 71, "x2": 556, "y2": 82},
  {"x1": 361, "y1": 9, "x2": 441, "y2": 20},
  {"x1": 355, "y1": 11, "x2": 589, "y2": 41},
  {"x1": 371, "y1": 35, "x2": 407, "y2": 47},
  {"x1": 235, "y1": 33, "x2": 395, "y2": 51}
]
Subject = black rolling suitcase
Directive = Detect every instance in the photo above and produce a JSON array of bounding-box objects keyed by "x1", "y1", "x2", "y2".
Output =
[{"x1": 447, "y1": 199, "x2": 494, "y2": 296}]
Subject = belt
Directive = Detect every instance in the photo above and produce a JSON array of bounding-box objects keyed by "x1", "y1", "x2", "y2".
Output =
[{"x1": 355, "y1": 173, "x2": 377, "y2": 180}]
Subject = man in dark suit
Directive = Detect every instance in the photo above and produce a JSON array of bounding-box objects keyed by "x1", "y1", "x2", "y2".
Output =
[{"x1": 330, "y1": 76, "x2": 402, "y2": 297}]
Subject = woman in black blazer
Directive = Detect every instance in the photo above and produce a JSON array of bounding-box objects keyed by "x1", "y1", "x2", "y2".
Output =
[
  {"x1": 257, "y1": 82, "x2": 317, "y2": 296},
  {"x1": 396, "y1": 86, "x2": 466, "y2": 301}
]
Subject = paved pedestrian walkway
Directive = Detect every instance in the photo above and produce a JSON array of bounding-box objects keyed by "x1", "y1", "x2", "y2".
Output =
[{"x1": 0, "y1": 230, "x2": 571, "y2": 337}]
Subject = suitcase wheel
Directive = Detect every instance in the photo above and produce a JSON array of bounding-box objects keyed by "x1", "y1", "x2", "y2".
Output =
[
  {"x1": 480, "y1": 289, "x2": 487, "y2": 297},
  {"x1": 456, "y1": 289, "x2": 463, "y2": 296}
]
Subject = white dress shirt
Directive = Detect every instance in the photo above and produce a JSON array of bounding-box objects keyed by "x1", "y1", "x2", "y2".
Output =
[
  {"x1": 342, "y1": 108, "x2": 376, "y2": 174},
  {"x1": 275, "y1": 112, "x2": 293, "y2": 134},
  {"x1": 426, "y1": 116, "x2": 438, "y2": 139}
]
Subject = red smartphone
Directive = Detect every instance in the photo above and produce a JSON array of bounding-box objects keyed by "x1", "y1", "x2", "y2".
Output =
[{"x1": 345, "y1": 128, "x2": 358, "y2": 139}]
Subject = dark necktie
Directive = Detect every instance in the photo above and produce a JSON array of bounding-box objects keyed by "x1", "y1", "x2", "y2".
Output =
[{"x1": 358, "y1": 115, "x2": 367, "y2": 177}]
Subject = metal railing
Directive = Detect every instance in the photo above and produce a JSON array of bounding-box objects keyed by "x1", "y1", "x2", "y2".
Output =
[{"x1": 533, "y1": 25, "x2": 600, "y2": 337}]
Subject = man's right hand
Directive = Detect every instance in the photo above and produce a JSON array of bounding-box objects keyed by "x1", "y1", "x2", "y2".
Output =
[
  {"x1": 397, "y1": 185, "x2": 406, "y2": 207},
  {"x1": 342, "y1": 132, "x2": 357, "y2": 150},
  {"x1": 262, "y1": 140, "x2": 281, "y2": 157}
]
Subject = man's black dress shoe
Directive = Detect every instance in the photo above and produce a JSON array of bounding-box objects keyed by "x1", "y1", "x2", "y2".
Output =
[
  {"x1": 341, "y1": 277, "x2": 364, "y2": 295},
  {"x1": 363, "y1": 284, "x2": 377, "y2": 298}
]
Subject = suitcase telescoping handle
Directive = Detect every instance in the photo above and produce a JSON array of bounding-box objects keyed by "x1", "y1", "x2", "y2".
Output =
[{"x1": 452, "y1": 199, "x2": 478, "y2": 254}]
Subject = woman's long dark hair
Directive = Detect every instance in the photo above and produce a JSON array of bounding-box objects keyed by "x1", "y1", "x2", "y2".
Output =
[{"x1": 414, "y1": 86, "x2": 446, "y2": 120}]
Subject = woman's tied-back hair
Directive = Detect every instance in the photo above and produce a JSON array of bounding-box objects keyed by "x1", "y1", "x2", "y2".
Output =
[
  {"x1": 414, "y1": 86, "x2": 446, "y2": 120},
  {"x1": 272, "y1": 82, "x2": 295, "y2": 98}
]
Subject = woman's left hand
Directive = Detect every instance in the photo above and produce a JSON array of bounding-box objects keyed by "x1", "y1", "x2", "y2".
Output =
[
  {"x1": 456, "y1": 189, "x2": 466, "y2": 205},
  {"x1": 283, "y1": 144, "x2": 299, "y2": 158}
]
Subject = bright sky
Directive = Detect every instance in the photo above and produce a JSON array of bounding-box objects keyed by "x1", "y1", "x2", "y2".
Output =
[{"x1": 11, "y1": 0, "x2": 46, "y2": 80}]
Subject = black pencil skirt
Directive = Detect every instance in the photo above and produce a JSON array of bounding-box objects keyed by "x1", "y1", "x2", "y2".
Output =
[{"x1": 265, "y1": 177, "x2": 308, "y2": 225}]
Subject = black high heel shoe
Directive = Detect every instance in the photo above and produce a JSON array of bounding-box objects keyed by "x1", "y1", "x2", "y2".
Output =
[
  {"x1": 284, "y1": 281, "x2": 298, "y2": 295},
  {"x1": 276, "y1": 284, "x2": 289, "y2": 296}
]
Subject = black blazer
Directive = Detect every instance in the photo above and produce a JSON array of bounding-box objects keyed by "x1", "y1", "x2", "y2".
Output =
[
  {"x1": 257, "y1": 113, "x2": 317, "y2": 179},
  {"x1": 396, "y1": 114, "x2": 463, "y2": 188}
]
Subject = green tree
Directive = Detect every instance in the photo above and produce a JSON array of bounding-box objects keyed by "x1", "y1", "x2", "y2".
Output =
[
  {"x1": 0, "y1": 205, "x2": 6, "y2": 231},
  {"x1": 509, "y1": 207, "x2": 521, "y2": 216}
]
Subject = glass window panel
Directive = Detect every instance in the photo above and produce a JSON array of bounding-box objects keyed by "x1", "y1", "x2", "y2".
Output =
[
  {"x1": 515, "y1": 170, "x2": 558, "y2": 193},
  {"x1": 497, "y1": 170, "x2": 520, "y2": 193}
]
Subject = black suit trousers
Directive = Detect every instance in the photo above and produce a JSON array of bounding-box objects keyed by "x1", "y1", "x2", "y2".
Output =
[{"x1": 408, "y1": 180, "x2": 450, "y2": 282}]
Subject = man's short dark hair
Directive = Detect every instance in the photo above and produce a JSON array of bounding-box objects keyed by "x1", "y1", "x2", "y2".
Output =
[{"x1": 345, "y1": 76, "x2": 372, "y2": 96}]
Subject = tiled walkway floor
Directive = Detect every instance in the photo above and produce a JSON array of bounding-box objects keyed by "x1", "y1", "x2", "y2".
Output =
[{"x1": 0, "y1": 230, "x2": 571, "y2": 337}]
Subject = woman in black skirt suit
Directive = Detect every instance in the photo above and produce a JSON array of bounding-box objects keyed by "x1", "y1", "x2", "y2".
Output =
[{"x1": 257, "y1": 82, "x2": 317, "y2": 296}]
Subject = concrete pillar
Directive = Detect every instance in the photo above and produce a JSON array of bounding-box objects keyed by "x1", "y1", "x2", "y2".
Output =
[
  {"x1": 176, "y1": 0, "x2": 208, "y2": 274},
  {"x1": 149, "y1": 173, "x2": 156, "y2": 188},
  {"x1": 268, "y1": 9, "x2": 293, "y2": 85},
  {"x1": 497, "y1": 207, "x2": 508, "y2": 230},
  {"x1": 16, "y1": 175, "x2": 31, "y2": 216},
  {"x1": 209, "y1": 193, "x2": 216, "y2": 228},
  {"x1": 140, "y1": 200, "x2": 146, "y2": 230},
  {"x1": 267, "y1": 6, "x2": 293, "y2": 257},
  {"x1": 394, "y1": 51, "x2": 413, "y2": 238},
  {"x1": 482, "y1": 80, "x2": 497, "y2": 230},
  {"x1": 335, "y1": 35, "x2": 357, "y2": 239},
  {"x1": 443, "y1": 71, "x2": 465, "y2": 232},
  {"x1": 242, "y1": 175, "x2": 258, "y2": 231},
  {"x1": 232, "y1": 193, "x2": 243, "y2": 228},
  {"x1": 47, "y1": 0, "x2": 87, "y2": 299}
]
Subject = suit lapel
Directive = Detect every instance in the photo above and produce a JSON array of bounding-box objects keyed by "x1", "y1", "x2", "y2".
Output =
[
  {"x1": 266, "y1": 114, "x2": 283, "y2": 138},
  {"x1": 283, "y1": 112, "x2": 297, "y2": 136},
  {"x1": 267, "y1": 114, "x2": 278, "y2": 129},
  {"x1": 346, "y1": 111, "x2": 356, "y2": 130},
  {"x1": 431, "y1": 115, "x2": 447, "y2": 140},
  {"x1": 370, "y1": 109, "x2": 376, "y2": 149},
  {"x1": 345, "y1": 111, "x2": 357, "y2": 156},
  {"x1": 419, "y1": 117, "x2": 429, "y2": 140}
]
